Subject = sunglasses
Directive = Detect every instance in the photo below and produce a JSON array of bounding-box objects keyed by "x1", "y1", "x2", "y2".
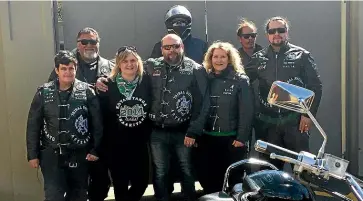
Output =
[
  {"x1": 77, "y1": 39, "x2": 98, "y2": 45},
  {"x1": 241, "y1": 33, "x2": 257, "y2": 39},
  {"x1": 117, "y1": 46, "x2": 137, "y2": 55},
  {"x1": 267, "y1": 28, "x2": 287, "y2": 35},
  {"x1": 162, "y1": 44, "x2": 181, "y2": 50}
]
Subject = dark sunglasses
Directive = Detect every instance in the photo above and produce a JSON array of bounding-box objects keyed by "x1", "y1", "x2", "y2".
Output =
[
  {"x1": 117, "y1": 46, "x2": 137, "y2": 55},
  {"x1": 162, "y1": 44, "x2": 181, "y2": 50},
  {"x1": 241, "y1": 33, "x2": 257, "y2": 39},
  {"x1": 77, "y1": 39, "x2": 98, "y2": 45},
  {"x1": 267, "y1": 28, "x2": 287, "y2": 35}
]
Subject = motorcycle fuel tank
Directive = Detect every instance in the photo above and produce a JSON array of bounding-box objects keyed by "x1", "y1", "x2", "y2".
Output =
[{"x1": 243, "y1": 170, "x2": 314, "y2": 201}]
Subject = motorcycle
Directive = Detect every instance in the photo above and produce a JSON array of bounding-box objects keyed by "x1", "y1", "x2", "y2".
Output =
[{"x1": 198, "y1": 81, "x2": 363, "y2": 201}]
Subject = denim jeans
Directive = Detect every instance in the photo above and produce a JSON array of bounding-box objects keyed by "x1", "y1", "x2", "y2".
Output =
[
  {"x1": 150, "y1": 129, "x2": 195, "y2": 201},
  {"x1": 39, "y1": 147, "x2": 89, "y2": 201}
]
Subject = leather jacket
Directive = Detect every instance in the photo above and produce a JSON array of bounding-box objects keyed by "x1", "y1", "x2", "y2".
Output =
[
  {"x1": 245, "y1": 42, "x2": 323, "y2": 119},
  {"x1": 26, "y1": 79, "x2": 103, "y2": 161},
  {"x1": 203, "y1": 65, "x2": 254, "y2": 142},
  {"x1": 144, "y1": 56, "x2": 208, "y2": 137}
]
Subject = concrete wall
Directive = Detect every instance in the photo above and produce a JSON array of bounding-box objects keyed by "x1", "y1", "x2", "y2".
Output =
[
  {"x1": 0, "y1": 1, "x2": 55, "y2": 201},
  {"x1": 61, "y1": 1, "x2": 342, "y2": 156}
]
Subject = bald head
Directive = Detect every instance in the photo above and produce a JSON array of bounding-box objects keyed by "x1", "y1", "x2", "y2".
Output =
[
  {"x1": 161, "y1": 34, "x2": 183, "y2": 46},
  {"x1": 160, "y1": 34, "x2": 184, "y2": 66}
]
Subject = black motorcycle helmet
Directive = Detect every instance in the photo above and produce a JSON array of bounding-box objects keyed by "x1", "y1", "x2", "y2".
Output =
[{"x1": 164, "y1": 5, "x2": 192, "y2": 41}]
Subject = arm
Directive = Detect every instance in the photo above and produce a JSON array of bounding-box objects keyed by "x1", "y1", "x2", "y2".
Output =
[
  {"x1": 87, "y1": 88, "x2": 103, "y2": 157},
  {"x1": 236, "y1": 76, "x2": 254, "y2": 143},
  {"x1": 26, "y1": 89, "x2": 44, "y2": 161},
  {"x1": 301, "y1": 52, "x2": 323, "y2": 117},
  {"x1": 186, "y1": 67, "x2": 209, "y2": 138}
]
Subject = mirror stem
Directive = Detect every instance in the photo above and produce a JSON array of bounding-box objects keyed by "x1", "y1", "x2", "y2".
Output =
[{"x1": 303, "y1": 102, "x2": 327, "y2": 159}]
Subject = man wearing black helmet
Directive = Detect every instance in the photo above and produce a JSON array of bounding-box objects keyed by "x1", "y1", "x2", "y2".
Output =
[{"x1": 150, "y1": 5, "x2": 208, "y2": 64}]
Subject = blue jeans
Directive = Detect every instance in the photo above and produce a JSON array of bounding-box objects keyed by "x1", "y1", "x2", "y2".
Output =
[{"x1": 150, "y1": 129, "x2": 195, "y2": 201}]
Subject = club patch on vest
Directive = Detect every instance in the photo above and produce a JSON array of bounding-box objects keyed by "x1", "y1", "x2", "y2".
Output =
[
  {"x1": 171, "y1": 91, "x2": 192, "y2": 122},
  {"x1": 71, "y1": 105, "x2": 90, "y2": 145},
  {"x1": 116, "y1": 97, "x2": 147, "y2": 127},
  {"x1": 43, "y1": 120, "x2": 55, "y2": 142}
]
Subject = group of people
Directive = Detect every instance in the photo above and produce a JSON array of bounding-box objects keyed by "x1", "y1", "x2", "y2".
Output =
[{"x1": 25, "y1": 4, "x2": 323, "y2": 201}]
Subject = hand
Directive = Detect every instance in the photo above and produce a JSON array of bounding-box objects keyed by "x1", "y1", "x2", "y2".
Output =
[
  {"x1": 184, "y1": 136, "x2": 195, "y2": 148},
  {"x1": 29, "y1": 159, "x2": 39, "y2": 168},
  {"x1": 86, "y1": 154, "x2": 99, "y2": 161},
  {"x1": 299, "y1": 115, "x2": 312, "y2": 133},
  {"x1": 232, "y1": 140, "x2": 244, "y2": 148},
  {"x1": 96, "y1": 77, "x2": 108, "y2": 92}
]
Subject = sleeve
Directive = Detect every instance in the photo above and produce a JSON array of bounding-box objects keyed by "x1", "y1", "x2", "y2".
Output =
[
  {"x1": 236, "y1": 76, "x2": 254, "y2": 143},
  {"x1": 26, "y1": 89, "x2": 44, "y2": 161},
  {"x1": 301, "y1": 52, "x2": 323, "y2": 117},
  {"x1": 87, "y1": 88, "x2": 103, "y2": 157},
  {"x1": 150, "y1": 42, "x2": 162, "y2": 58},
  {"x1": 186, "y1": 67, "x2": 209, "y2": 138},
  {"x1": 48, "y1": 69, "x2": 57, "y2": 82},
  {"x1": 244, "y1": 54, "x2": 260, "y2": 83}
]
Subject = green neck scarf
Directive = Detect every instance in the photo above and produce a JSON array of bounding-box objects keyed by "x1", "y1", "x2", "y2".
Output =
[{"x1": 115, "y1": 73, "x2": 139, "y2": 100}]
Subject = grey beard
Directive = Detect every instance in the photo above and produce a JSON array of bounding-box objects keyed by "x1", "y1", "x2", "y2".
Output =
[{"x1": 82, "y1": 51, "x2": 98, "y2": 63}]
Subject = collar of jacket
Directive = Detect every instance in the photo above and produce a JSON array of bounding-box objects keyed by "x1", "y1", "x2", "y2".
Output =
[
  {"x1": 55, "y1": 77, "x2": 75, "y2": 92},
  {"x1": 266, "y1": 42, "x2": 292, "y2": 57},
  {"x1": 239, "y1": 43, "x2": 263, "y2": 55},
  {"x1": 209, "y1": 64, "x2": 234, "y2": 79}
]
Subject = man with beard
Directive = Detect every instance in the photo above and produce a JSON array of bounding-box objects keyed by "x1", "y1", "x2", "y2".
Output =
[
  {"x1": 145, "y1": 33, "x2": 207, "y2": 201},
  {"x1": 49, "y1": 27, "x2": 114, "y2": 201},
  {"x1": 245, "y1": 16, "x2": 323, "y2": 170},
  {"x1": 150, "y1": 5, "x2": 208, "y2": 64}
]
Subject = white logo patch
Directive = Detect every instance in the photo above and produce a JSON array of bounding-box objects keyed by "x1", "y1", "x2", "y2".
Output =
[
  {"x1": 223, "y1": 84, "x2": 234, "y2": 95},
  {"x1": 70, "y1": 106, "x2": 90, "y2": 145},
  {"x1": 171, "y1": 91, "x2": 192, "y2": 122},
  {"x1": 75, "y1": 115, "x2": 88, "y2": 135},
  {"x1": 116, "y1": 97, "x2": 147, "y2": 127}
]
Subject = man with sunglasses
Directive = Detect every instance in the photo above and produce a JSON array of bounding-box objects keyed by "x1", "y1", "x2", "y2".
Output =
[
  {"x1": 245, "y1": 16, "x2": 323, "y2": 170},
  {"x1": 150, "y1": 5, "x2": 207, "y2": 64},
  {"x1": 237, "y1": 19, "x2": 263, "y2": 66},
  {"x1": 49, "y1": 27, "x2": 114, "y2": 201},
  {"x1": 144, "y1": 33, "x2": 208, "y2": 201},
  {"x1": 48, "y1": 27, "x2": 114, "y2": 87}
]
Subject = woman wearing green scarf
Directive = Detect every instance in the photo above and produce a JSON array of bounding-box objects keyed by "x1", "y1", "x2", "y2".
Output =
[{"x1": 97, "y1": 46, "x2": 152, "y2": 201}]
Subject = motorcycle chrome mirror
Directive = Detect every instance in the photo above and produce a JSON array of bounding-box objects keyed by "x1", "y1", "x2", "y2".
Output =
[{"x1": 267, "y1": 81, "x2": 326, "y2": 159}]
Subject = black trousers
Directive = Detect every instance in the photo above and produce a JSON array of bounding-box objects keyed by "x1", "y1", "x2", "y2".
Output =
[
  {"x1": 87, "y1": 157, "x2": 111, "y2": 201},
  {"x1": 40, "y1": 147, "x2": 89, "y2": 201},
  {"x1": 198, "y1": 135, "x2": 248, "y2": 194},
  {"x1": 107, "y1": 142, "x2": 150, "y2": 201},
  {"x1": 254, "y1": 117, "x2": 310, "y2": 170}
]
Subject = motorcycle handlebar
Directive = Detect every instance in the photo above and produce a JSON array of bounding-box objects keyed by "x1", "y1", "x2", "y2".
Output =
[{"x1": 255, "y1": 140, "x2": 299, "y2": 161}]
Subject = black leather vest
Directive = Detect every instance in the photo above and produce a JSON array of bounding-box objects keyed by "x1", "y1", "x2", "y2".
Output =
[{"x1": 40, "y1": 80, "x2": 91, "y2": 148}]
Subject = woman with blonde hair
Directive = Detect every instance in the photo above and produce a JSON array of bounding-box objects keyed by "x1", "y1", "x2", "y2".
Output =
[
  {"x1": 97, "y1": 46, "x2": 152, "y2": 201},
  {"x1": 198, "y1": 41, "x2": 254, "y2": 194}
]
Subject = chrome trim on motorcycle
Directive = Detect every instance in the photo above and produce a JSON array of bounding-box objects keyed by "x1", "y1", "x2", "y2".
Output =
[
  {"x1": 221, "y1": 158, "x2": 278, "y2": 194},
  {"x1": 346, "y1": 173, "x2": 363, "y2": 201}
]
